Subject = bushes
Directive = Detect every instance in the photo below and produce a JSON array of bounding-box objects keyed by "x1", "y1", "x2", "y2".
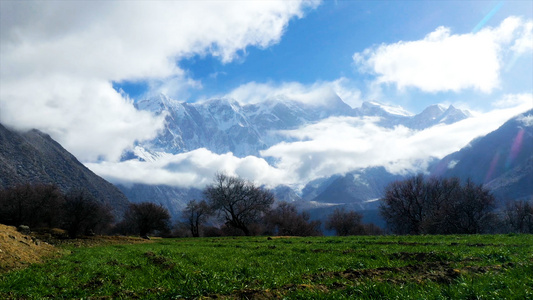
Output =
[{"x1": 0, "y1": 184, "x2": 113, "y2": 237}]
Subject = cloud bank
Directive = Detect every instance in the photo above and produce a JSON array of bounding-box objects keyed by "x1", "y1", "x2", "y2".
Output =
[
  {"x1": 87, "y1": 94, "x2": 532, "y2": 189},
  {"x1": 0, "y1": 1, "x2": 318, "y2": 161},
  {"x1": 221, "y1": 78, "x2": 362, "y2": 108},
  {"x1": 86, "y1": 148, "x2": 289, "y2": 189},
  {"x1": 353, "y1": 16, "x2": 533, "y2": 93}
]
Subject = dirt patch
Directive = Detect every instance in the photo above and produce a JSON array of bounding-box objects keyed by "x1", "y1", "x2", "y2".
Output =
[
  {"x1": 389, "y1": 251, "x2": 449, "y2": 262},
  {"x1": 0, "y1": 224, "x2": 61, "y2": 273},
  {"x1": 267, "y1": 236, "x2": 298, "y2": 240},
  {"x1": 328, "y1": 262, "x2": 462, "y2": 284},
  {"x1": 309, "y1": 261, "x2": 513, "y2": 285},
  {"x1": 144, "y1": 251, "x2": 175, "y2": 269},
  {"x1": 203, "y1": 284, "x2": 329, "y2": 299}
]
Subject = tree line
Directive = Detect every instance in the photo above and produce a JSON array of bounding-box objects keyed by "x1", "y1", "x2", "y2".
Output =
[
  {"x1": 0, "y1": 184, "x2": 170, "y2": 238},
  {"x1": 178, "y1": 173, "x2": 380, "y2": 237},
  {"x1": 1, "y1": 173, "x2": 531, "y2": 238},
  {"x1": 380, "y1": 174, "x2": 533, "y2": 234}
]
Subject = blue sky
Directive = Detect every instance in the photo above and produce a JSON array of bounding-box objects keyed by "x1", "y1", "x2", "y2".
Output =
[{"x1": 114, "y1": 0, "x2": 532, "y2": 113}]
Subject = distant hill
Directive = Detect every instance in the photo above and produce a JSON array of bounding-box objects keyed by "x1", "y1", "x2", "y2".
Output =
[
  {"x1": 0, "y1": 123, "x2": 130, "y2": 216},
  {"x1": 430, "y1": 109, "x2": 533, "y2": 203}
]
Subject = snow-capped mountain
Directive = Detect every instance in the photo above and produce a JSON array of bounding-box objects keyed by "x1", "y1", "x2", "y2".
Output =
[
  {"x1": 133, "y1": 93, "x2": 354, "y2": 157},
  {"x1": 115, "y1": 94, "x2": 473, "y2": 219},
  {"x1": 407, "y1": 104, "x2": 471, "y2": 129},
  {"x1": 132, "y1": 94, "x2": 470, "y2": 159}
]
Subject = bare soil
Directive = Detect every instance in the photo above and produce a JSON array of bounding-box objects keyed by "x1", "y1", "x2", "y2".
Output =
[
  {"x1": 0, "y1": 224, "x2": 153, "y2": 273},
  {"x1": 0, "y1": 224, "x2": 60, "y2": 273}
]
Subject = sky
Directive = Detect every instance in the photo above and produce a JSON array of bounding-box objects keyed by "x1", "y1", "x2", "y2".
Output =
[{"x1": 1, "y1": 0, "x2": 532, "y2": 189}]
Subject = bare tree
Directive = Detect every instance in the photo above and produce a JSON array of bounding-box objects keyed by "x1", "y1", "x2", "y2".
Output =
[
  {"x1": 446, "y1": 179, "x2": 495, "y2": 234},
  {"x1": 120, "y1": 202, "x2": 171, "y2": 237},
  {"x1": 379, "y1": 174, "x2": 427, "y2": 234},
  {"x1": 204, "y1": 173, "x2": 274, "y2": 236},
  {"x1": 264, "y1": 202, "x2": 322, "y2": 236},
  {"x1": 0, "y1": 183, "x2": 64, "y2": 228},
  {"x1": 504, "y1": 199, "x2": 533, "y2": 233},
  {"x1": 380, "y1": 175, "x2": 496, "y2": 235},
  {"x1": 29, "y1": 184, "x2": 65, "y2": 228},
  {"x1": 62, "y1": 188, "x2": 114, "y2": 238},
  {"x1": 325, "y1": 208, "x2": 365, "y2": 236},
  {"x1": 182, "y1": 199, "x2": 211, "y2": 237},
  {"x1": 0, "y1": 183, "x2": 35, "y2": 226}
]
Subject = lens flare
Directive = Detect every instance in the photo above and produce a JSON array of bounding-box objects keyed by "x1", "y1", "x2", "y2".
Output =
[
  {"x1": 506, "y1": 128, "x2": 525, "y2": 168},
  {"x1": 472, "y1": 1, "x2": 504, "y2": 33},
  {"x1": 485, "y1": 152, "x2": 500, "y2": 183}
]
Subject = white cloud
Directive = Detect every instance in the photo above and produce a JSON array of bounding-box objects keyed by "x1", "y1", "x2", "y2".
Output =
[
  {"x1": 86, "y1": 148, "x2": 290, "y2": 189},
  {"x1": 261, "y1": 94, "x2": 532, "y2": 182},
  {"x1": 222, "y1": 78, "x2": 362, "y2": 108},
  {"x1": 353, "y1": 16, "x2": 533, "y2": 93},
  {"x1": 87, "y1": 94, "x2": 532, "y2": 189},
  {"x1": 492, "y1": 93, "x2": 533, "y2": 109},
  {"x1": 0, "y1": 1, "x2": 318, "y2": 161}
]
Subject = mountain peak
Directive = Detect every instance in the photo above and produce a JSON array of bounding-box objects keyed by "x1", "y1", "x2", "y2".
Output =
[
  {"x1": 439, "y1": 105, "x2": 471, "y2": 124},
  {"x1": 359, "y1": 101, "x2": 413, "y2": 117},
  {"x1": 135, "y1": 93, "x2": 182, "y2": 113}
]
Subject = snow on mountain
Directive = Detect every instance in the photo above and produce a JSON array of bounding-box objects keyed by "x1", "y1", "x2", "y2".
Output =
[
  {"x1": 135, "y1": 93, "x2": 182, "y2": 113},
  {"x1": 363, "y1": 101, "x2": 414, "y2": 117},
  {"x1": 117, "y1": 93, "x2": 475, "y2": 217},
  {"x1": 407, "y1": 104, "x2": 470, "y2": 129},
  {"x1": 133, "y1": 93, "x2": 354, "y2": 158},
  {"x1": 134, "y1": 95, "x2": 471, "y2": 160}
]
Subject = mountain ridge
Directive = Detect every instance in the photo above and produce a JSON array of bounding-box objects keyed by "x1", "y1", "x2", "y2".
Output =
[
  {"x1": 430, "y1": 109, "x2": 533, "y2": 202},
  {"x1": 116, "y1": 94, "x2": 473, "y2": 218},
  {"x1": 0, "y1": 123, "x2": 130, "y2": 216}
]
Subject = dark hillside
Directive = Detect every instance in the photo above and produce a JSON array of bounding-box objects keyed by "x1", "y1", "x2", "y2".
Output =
[
  {"x1": 0, "y1": 123, "x2": 130, "y2": 216},
  {"x1": 431, "y1": 109, "x2": 533, "y2": 202}
]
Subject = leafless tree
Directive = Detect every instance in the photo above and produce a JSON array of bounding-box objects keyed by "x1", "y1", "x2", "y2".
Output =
[
  {"x1": 264, "y1": 202, "x2": 322, "y2": 236},
  {"x1": 62, "y1": 188, "x2": 114, "y2": 238},
  {"x1": 379, "y1": 174, "x2": 427, "y2": 234},
  {"x1": 504, "y1": 199, "x2": 533, "y2": 233},
  {"x1": 325, "y1": 207, "x2": 370, "y2": 236},
  {"x1": 0, "y1": 183, "x2": 64, "y2": 228},
  {"x1": 326, "y1": 207, "x2": 363, "y2": 236},
  {"x1": 204, "y1": 173, "x2": 274, "y2": 236},
  {"x1": 30, "y1": 184, "x2": 65, "y2": 228},
  {"x1": 120, "y1": 202, "x2": 171, "y2": 237},
  {"x1": 445, "y1": 179, "x2": 496, "y2": 234},
  {"x1": 380, "y1": 175, "x2": 495, "y2": 235},
  {"x1": 182, "y1": 199, "x2": 211, "y2": 237}
]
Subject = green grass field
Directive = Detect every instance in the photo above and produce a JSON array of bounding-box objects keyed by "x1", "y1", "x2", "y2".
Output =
[{"x1": 1, "y1": 234, "x2": 532, "y2": 299}]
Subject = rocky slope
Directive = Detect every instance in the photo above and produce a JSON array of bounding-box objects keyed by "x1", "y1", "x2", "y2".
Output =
[{"x1": 0, "y1": 123, "x2": 130, "y2": 216}]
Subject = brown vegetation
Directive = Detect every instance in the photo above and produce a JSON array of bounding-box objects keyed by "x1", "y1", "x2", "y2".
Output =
[{"x1": 0, "y1": 224, "x2": 60, "y2": 273}]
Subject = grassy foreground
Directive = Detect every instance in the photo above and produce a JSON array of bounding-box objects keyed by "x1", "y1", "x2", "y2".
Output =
[{"x1": 1, "y1": 234, "x2": 532, "y2": 299}]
